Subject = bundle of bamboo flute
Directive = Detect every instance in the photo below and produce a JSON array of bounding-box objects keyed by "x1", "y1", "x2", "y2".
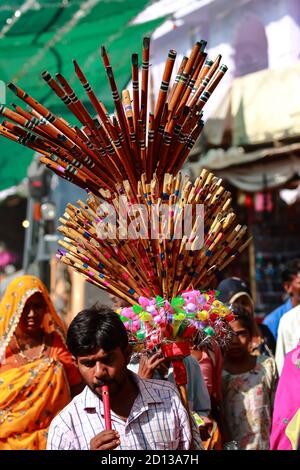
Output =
[
  {"x1": 0, "y1": 35, "x2": 250, "y2": 306},
  {"x1": 0, "y1": 37, "x2": 227, "y2": 194},
  {"x1": 56, "y1": 169, "x2": 251, "y2": 304}
]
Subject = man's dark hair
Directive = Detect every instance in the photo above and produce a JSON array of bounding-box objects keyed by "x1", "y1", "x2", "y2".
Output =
[
  {"x1": 282, "y1": 259, "x2": 300, "y2": 284},
  {"x1": 232, "y1": 307, "x2": 254, "y2": 337},
  {"x1": 67, "y1": 304, "x2": 129, "y2": 357}
]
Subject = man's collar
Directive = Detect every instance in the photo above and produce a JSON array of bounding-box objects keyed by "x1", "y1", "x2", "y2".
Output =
[
  {"x1": 132, "y1": 372, "x2": 163, "y2": 405},
  {"x1": 83, "y1": 371, "x2": 163, "y2": 413}
]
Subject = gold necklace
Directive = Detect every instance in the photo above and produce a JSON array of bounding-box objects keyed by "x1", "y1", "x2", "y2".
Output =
[{"x1": 14, "y1": 333, "x2": 46, "y2": 362}]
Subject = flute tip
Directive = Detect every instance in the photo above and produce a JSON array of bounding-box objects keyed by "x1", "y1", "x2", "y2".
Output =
[
  {"x1": 200, "y1": 40, "x2": 207, "y2": 52},
  {"x1": 101, "y1": 45, "x2": 106, "y2": 55},
  {"x1": 168, "y1": 49, "x2": 177, "y2": 59},
  {"x1": 143, "y1": 37, "x2": 150, "y2": 48},
  {"x1": 41, "y1": 71, "x2": 51, "y2": 82},
  {"x1": 73, "y1": 59, "x2": 81, "y2": 73},
  {"x1": 132, "y1": 53, "x2": 138, "y2": 64},
  {"x1": 7, "y1": 82, "x2": 17, "y2": 94}
]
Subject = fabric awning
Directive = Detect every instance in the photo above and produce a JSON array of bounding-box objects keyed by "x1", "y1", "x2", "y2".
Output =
[
  {"x1": 203, "y1": 61, "x2": 300, "y2": 148},
  {"x1": 0, "y1": 1, "x2": 164, "y2": 191},
  {"x1": 190, "y1": 152, "x2": 300, "y2": 192},
  {"x1": 199, "y1": 142, "x2": 300, "y2": 170}
]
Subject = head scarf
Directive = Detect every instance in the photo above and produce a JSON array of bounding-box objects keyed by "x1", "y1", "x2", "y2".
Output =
[{"x1": 0, "y1": 275, "x2": 66, "y2": 363}]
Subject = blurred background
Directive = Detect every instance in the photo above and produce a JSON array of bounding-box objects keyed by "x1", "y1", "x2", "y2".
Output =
[{"x1": 0, "y1": 0, "x2": 300, "y2": 325}]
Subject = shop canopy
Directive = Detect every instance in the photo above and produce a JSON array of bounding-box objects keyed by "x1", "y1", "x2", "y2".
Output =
[
  {"x1": 204, "y1": 60, "x2": 300, "y2": 149},
  {"x1": 194, "y1": 61, "x2": 300, "y2": 191},
  {"x1": 190, "y1": 151, "x2": 300, "y2": 192},
  {"x1": 0, "y1": 0, "x2": 164, "y2": 191}
]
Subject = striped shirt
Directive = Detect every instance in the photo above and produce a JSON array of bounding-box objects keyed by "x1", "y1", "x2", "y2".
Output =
[{"x1": 47, "y1": 372, "x2": 203, "y2": 450}]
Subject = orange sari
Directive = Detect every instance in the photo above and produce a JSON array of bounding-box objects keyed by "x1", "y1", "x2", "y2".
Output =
[{"x1": 0, "y1": 275, "x2": 73, "y2": 450}]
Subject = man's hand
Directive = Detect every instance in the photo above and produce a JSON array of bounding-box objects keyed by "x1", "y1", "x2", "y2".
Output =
[
  {"x1": 90, "y1": 430, "x2": 120, "y2": 450},
  {"x1": 138, "y1": 351, "x2": 166, "y2": 379}
]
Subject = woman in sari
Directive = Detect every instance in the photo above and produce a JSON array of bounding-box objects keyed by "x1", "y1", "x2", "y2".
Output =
[
  {"x1": 270, "y1": 341, "x2": 300, "y2": 450},
  {"x1": 0, "y1": 275, "x2": 82, "y2": 450}
]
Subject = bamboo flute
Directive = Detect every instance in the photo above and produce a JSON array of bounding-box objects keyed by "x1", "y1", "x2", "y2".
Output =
[
  {"x1": 147, "y1": 113, "x2": 154, "y2": 179},
  {"x1": 131, "y1": 53, "x2": 140, "y2": 138},
  {"x1": 73, "y1": 59, "x2": 119, "y2": 145},
  {"x1": 54, "y1": 72, "x2": 103, "y2": 150},
  {"x1": 167, "y1": 41, "x2": 202, "y2": 122},
  {"x1": 154, "y1": 49, "x2": 177, "y2": 131},
  {"x1": 167, "y1": 56, "x2": 188, "y2": 104},
  {"x1": 122, "y1": 90, "x2": 139, "y2": 173},
  {"x1": 187, "y1": 55, "x2": 221, "y2": 107},
  {"x1": 41, "y1": 71, "x2": 84, "y2": 124},
  {"x1": 140, "y1": 37, "x2": 150, "y2": 146},
  {"x1": 7, "y1": 83, "x2": 101, "y2": 163},
  {"x1": 101, "y1": 48, "x2": 131, "y2": 151}
]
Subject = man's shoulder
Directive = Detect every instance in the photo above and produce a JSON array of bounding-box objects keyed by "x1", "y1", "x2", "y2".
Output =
[
  {"x1": 264, "y1": 300, "x2": 291, "y2": 323},
  {"x1": 279, "y1": 304, "x2": 300, "y2": 327},
  {"x1": 139, "y1": 376, "x2": 179, "y2": 395}
]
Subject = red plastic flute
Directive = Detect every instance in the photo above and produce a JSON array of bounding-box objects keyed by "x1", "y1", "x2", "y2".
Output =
[{"x1": 102, "y1": 385, "x2": 112, "y2": 430}]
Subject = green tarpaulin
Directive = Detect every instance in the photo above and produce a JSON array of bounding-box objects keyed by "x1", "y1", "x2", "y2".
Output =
[{"x1": 0, "y1": 1, "x2": 164, "y2": 190}]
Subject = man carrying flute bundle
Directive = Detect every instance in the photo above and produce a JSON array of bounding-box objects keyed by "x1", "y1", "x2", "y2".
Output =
[{"x1": 47, "y1": 305, "x2": 203, "y2": 450}]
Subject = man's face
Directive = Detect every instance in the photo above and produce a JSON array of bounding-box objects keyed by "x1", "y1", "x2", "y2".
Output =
[
  {"x1": 75, "y1": 346, "x2": 131, "y2": 398},
  {"x1": 285, "y1": 273, "x2": 300, "y2": 304}
]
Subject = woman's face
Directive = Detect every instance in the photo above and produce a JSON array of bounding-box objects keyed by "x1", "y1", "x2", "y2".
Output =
[
  {"x1": 226, "y1": 319, "x2": 252, "y2": 359},
  {"x1": 17, "y1": 292, "x2": 47, "y2": 335}
]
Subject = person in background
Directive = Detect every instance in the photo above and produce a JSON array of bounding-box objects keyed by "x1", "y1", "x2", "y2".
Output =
[
  {"x1": 129, "y1": 347, "x2": 211, "y2": 447},
  {"x1": 222, "y1": 311, "x2": 278, "y2": 450},
  {"x1": 217, "y1": 277, "x2": 276, "y2": 356},
  {"x1": 275, "y1": 306, "x2": 300, "y2": 374},
  {"x1": 270, "y1": 341, "x2": 300, "y2": 450},
  {"x1": 0, "y1": 275, "x2": 83, "y2": 450},
  {"x1": 263, "y1": 259, "x2": 300, "y2": 342},
  {"x1": 47, "y1": 305, "x2": 203, "y2": 450},
  {"x1": 191, "y1": 345, "x2": 223, "y2": 414},
  {"x1": 191, "y1": 344, "x2": 224, "y2": 449}
]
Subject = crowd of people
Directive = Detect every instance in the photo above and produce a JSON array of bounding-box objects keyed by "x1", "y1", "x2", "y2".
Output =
[{"x1": 0, "y1": 258, "x2": 300, "y2": 451}]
